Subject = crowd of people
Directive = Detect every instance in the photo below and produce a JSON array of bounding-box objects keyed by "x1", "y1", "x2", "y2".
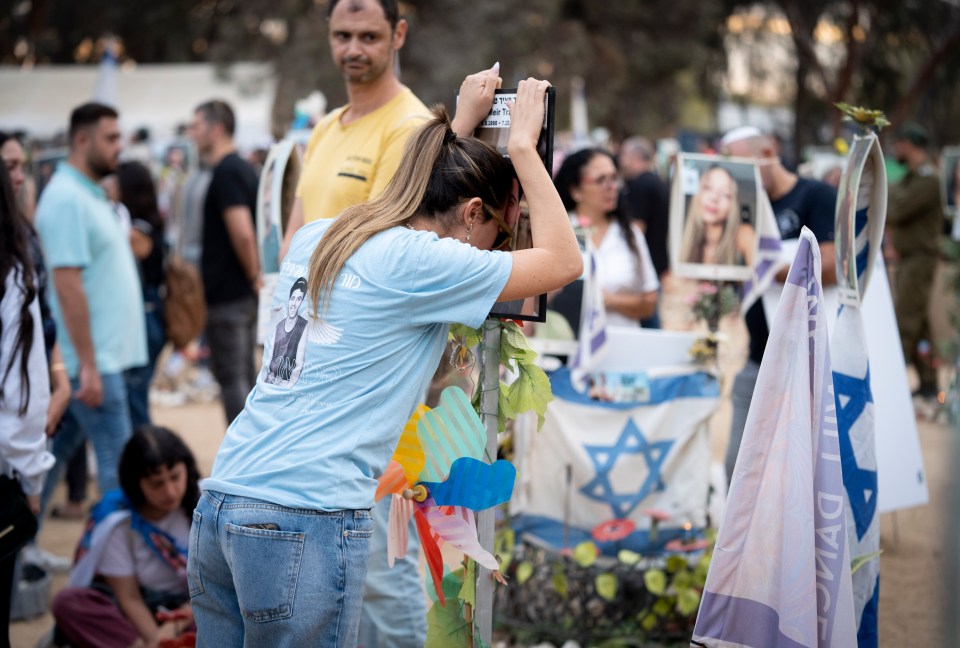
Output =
[{"x1": 1, "y1": 0, "x2": 955, "y2": 646}]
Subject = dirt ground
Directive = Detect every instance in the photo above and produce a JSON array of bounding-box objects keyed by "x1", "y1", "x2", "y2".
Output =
[{"x1": 10, "y1": 263, "x2": 957, "y2": 647}]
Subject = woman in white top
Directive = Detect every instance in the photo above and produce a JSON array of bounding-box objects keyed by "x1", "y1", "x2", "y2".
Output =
[
  {"x1": 0, "y1": 161, "x2": 52, "y2": 647},
  {"x1": 554, "y1": 148, "x2": 659, "y2": 327}
]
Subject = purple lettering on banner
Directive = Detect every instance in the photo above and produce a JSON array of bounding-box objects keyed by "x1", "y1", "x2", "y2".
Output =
[{"x1": 695, "y1": 592, "x2": 808, "y2": 648}]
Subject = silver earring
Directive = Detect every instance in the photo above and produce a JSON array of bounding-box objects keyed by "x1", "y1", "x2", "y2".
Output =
[{"x1": 466, "y1": 223, "x2": 473, "y2": 242}]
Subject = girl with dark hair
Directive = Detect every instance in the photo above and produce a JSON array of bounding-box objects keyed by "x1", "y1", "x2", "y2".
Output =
[
  {"x1": 52, "y1": 425, "x2": 200, "y2": 648},
  {"x1": 554, "y1": 148, "x2": 659, "y2": 327},
  {"x1": 116, "y1": 161, "x2": 167, "y2": 427},
  {"x1": 0, "y1": 159, "x2": 53, "y2": 647},
  {"x1": 189, "y1": 77, "x2": 581, "y2": 646}
]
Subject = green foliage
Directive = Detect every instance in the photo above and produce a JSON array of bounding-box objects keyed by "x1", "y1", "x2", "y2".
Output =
[
  {"x1": 644, "y1": 569, "x2": 667, "y2": 595},
  {"x1": 595, "y1": 573, "x2": 618, "y2": 601},
  {"x1": 516, "y1": 561, "x2": 534, "y2": 585},
  {"x1": 551, "y1": 562, "x2": 569, "y2": 598},
  {"x1": 424, "y1": 569, "x2": 470, "y2": 648},
  {"x1": 573, "y1": 541, "x2": 599, "y2": 568},
  {"x1": 456, "y1": 321, "x2": 554, "y2": 433},
  {"x1": 617, "y1": 549, "x2": 642, "y2": 565},
  {"x1": 458, "y1": 560, "x2": 477, "y2": 609},
  {"x1": 494, "y1": 527, "x2": 515, "y2": 572}
]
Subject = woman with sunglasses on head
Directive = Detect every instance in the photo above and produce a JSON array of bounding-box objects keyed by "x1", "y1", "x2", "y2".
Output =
[
  {"x1": 188, "y1": 77, "x2": 581, "y2": 647},
  {"x1": 554, "y1": 148, "x2": 659, "y2": 327}
]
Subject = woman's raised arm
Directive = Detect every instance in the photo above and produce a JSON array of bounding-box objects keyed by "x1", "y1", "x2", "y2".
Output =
[{"x1": 499, "y1": 79, "x2": 582, "y2": 301}]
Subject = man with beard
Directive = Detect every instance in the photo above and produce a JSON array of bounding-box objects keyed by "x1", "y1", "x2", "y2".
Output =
[
  {"x1": 278, "y1": 0, "x2": 432, "y2": 257},
  {"x1": 34, "y1": 103, "x2": 147, "y2": 513},
  {"x1": 719, "y1": 127, "x2": 836, "y2": 483}
]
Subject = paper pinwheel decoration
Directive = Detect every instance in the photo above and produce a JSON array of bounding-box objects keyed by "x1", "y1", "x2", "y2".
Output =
[{"x1": 375, "y1": 386, "x2": 517, "y2": 605}]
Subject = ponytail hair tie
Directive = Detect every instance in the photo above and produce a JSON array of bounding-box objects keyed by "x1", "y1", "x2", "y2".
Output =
[{"x1": 444, "y1": 130, "x2": 457, "y2": 145}]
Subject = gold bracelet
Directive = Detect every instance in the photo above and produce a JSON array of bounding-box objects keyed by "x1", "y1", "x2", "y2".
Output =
[{"x1": 50, "y1": 362, "x2": 67, "y2": 374}]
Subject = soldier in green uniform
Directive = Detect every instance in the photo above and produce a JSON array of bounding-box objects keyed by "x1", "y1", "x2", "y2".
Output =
[{"x1": 888, "y1": 123, "x2": 941, "y2": 399}]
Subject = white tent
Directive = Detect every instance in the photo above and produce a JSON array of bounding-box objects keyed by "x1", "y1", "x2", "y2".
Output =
[{"x1": 0, "y1": 63, "x2": 276, "y2": 151}]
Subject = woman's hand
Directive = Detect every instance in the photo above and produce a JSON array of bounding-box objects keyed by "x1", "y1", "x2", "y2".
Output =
[
  {"x1": 46, "y1": 371, "x2": 71, "y2": 437},
  {"x1": 451, "y1": 63, "x2": 502, "y2": 137},
  {"x1": 506, "y1": 78, "x2": 550, "y2": 156}
]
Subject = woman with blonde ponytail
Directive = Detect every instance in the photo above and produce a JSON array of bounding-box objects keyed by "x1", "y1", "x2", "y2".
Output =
[{"x1": 189, "y1": 77, "x2": 582, "y2": 646}]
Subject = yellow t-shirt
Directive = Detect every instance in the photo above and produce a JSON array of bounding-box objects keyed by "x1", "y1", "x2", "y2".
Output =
[{"x1": 296, "y1": 87, "x2": 431, "y2": 223}]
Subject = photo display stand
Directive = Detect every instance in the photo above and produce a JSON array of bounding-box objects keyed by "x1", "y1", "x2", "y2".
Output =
[
  {"x1": 940, "y1": 145, "x2": 960, "y2": 241},
  {"x1": 669, "y1": 153, "x2": 764, "y2": 282},
  {"x1": 459, "y1": 87, "x2": 556, "y2": 323},
  {"x1": 834, "y1": 134, "x2": 886, "y2": 308},
  {"x1": 256, "y1": 140, "x2": 302, "y2": 344}
]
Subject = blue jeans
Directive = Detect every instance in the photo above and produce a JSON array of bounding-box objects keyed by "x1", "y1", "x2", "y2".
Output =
[
  {"x1": 125, "y1": 286, "x2": 167, "y2": 428},
  {"x1": 357, "y1": 496, "x2": 427, "y2": 648},
  {"x1": 189, "y1": 491, "x2": 373, "y2": 647},
  {"x1": 40, "y1": 372, "x2": 132, "y2": 517}
]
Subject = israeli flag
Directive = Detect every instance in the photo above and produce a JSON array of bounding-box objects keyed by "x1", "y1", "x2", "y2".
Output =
[
  {"x1": 570, "y1": 245, "x2": 608, "y2": 391},
  {"x1": 741, "y1": 192, "x2": 788, "y2": 314},
  {"x1": 92, "y1": 36, "x2": 119, "y2": 107},
  {"x1": 692, "y1": 230, "x2": 856, "y2": 647},
  {"x1": 830, "y1": 133, "x2": 887, "y2": 648},
  {"x1": 510, "y1": 363, "x2": 719, "y2": 554}
]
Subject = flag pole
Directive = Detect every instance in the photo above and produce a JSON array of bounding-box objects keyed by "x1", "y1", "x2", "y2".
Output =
[{"x1": 475, "y1": 318, "x2": 501, "y2": 645}]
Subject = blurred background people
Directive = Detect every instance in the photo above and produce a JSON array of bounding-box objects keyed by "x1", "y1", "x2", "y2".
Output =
[
  {"x1": 888, "y1": 123, "x2": 943, "y2": 404},
  {"x1": 555, "y1": 148, "x2": 659, "y2": 327},
  {"x1": 619, "y1": 136, "x2": 669, "y2": 328}
]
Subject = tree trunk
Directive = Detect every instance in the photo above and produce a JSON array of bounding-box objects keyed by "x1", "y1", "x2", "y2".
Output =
[{"x1": 890, "y1": 28, "x2": 960, "y2": 128}]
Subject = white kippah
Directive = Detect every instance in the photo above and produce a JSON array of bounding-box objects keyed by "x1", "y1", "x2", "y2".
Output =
[{"x1": 720, "y1": 126, "x2": 763, "y2": 147}]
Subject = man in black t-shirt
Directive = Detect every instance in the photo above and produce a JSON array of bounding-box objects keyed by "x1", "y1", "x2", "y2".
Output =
[
  {"x1": 190, "y1": 100, "x2": 261, "y2": 425},
  {"x1": 619, "y1": 136, "x2": 669, "y2": 327},
  {"x1": 720, "y1": 127, "x2": 837, "y2": 482}
]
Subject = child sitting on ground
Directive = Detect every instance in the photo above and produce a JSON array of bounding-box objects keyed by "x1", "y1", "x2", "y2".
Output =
[{"x1": 51, "y1": 425, "x2": 199, "y2": 648}]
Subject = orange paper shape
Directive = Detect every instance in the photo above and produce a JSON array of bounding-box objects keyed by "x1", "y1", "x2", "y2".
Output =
[{"x1": 375, "y1": 461, "x2": 407, "y2": 502}]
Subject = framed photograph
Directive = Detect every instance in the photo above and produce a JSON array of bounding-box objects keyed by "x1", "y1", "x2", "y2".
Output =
[
  {"x1": 669, "y1": 154, "x2": 762, "y2": 282},
  {"x1": 460, "y1": 86, "x2": 557, "y2": 322},
  {"x1": 256, "y1": 140, "x2": 302, "y2": 344},
  {"x1": 941, "y1": 146, "x2": 960, "y2": 240}
]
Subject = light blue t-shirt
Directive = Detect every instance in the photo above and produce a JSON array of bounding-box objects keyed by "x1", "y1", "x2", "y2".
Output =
[
  {"x1": 205, "y1": 219, "x2": 513, "y2": 510},
  {"x1": 35, "y1": 163, "x2": 147, "y2": 377}
]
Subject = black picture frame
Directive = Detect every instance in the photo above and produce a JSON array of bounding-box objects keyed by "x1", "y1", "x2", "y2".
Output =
[{"x1": 459, "y1": 87, "x2": 556, "y2": 322}]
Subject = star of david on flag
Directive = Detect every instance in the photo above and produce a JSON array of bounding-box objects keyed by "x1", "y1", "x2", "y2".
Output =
[{"x1": 580, "y1": 419, "x2": 673, "y2": 519}]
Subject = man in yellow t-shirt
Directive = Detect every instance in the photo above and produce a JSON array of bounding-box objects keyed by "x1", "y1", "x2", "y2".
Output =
[{"x1": 278, "y1": 0, "x2": 430, "y2": 259}]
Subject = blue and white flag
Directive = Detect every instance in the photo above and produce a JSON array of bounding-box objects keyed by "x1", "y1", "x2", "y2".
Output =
[
  {"x1": 692, "y1": 229, "x2": 856, "y2": 647},
  {"x1": 830, "y1": 133, "x2": 887, "y2": 648},
  {"x1": 741, "y1": 193, "x2": 788, "y2": 314},
  {"x1": 510, "y1": 366, "x2": 719, "y2": 554},
  {"x1": 570, "y1": 245, "x2": 608, "y2": 391},
  {"x1": 92, "y1": 36, "x2": 119, "y2": 107}
]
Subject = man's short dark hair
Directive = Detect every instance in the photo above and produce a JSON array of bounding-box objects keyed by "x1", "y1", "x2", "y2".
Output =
[
  {"x1": 195, "y1": 100, "x2": 236, "y2": 137},
  {"x1": 326, "y1": 0, "x2": 400, "y2": 29},
  {"x1": 69, "y1": 102, "x2": 119, "y2": 140}
]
